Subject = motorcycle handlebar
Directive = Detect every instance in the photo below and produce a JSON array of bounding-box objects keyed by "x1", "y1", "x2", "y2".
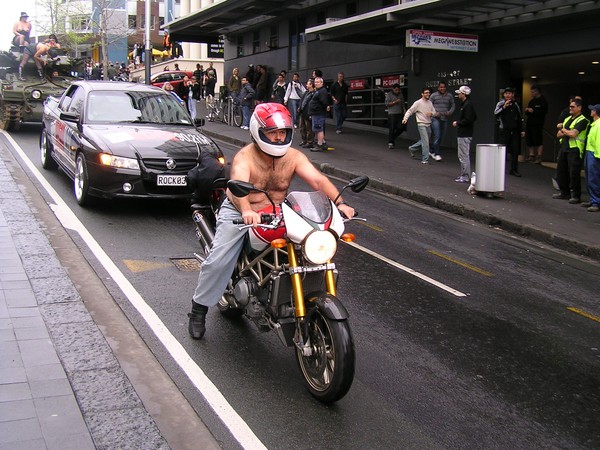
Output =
[{"x1": 233, "y1": 213, "x2": 274, "y2": 225}]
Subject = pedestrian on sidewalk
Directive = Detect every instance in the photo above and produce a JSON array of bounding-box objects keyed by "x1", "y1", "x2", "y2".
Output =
[
  {"x1": 330, "y1": 72, "x2": 349, "y2": 134},
  {"x1": 553, "y1": 98, "x2": 589, "y2": 203},
  {"x1": 298, "y1": 79, "x2": 315, "y2": 147},
  {"x1": 238, "y1": 77, "x2": 255, "y2": 130},
  {"x1": 452, "y1": 86, "x2": 477, "y2": 183},
  {"x1": 494, "y1": 87, "x2": 525, "y2": 177},
  {"x1": 309, "y1": 77, "x2": 331, "y2": 152},
  {"x1": 403, "y1": 87, "x2": 436, "y2": 164},
  {"x1": 430, "y1": 81, "x2": 455, "y2": 161},
  {"x1": 254, "y1": 65, "x2": 268, "y2": 105},
  {"x1": 582, "y1": 104, "x2": 600, "y2": 212},
  {"x1": 524, "y1": 85, "x2": 548, "y2": 163},
  {"x1": 385, "y1": 83, "x2": 405, "y2": 149},
  {"x1": 284, "y1": 73, "x2": 306, "y2": 128}
]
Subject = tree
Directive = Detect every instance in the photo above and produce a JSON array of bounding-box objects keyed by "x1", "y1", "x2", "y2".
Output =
[{"x1": 35, "y1": 0, "x2": 131, "y2": 79}]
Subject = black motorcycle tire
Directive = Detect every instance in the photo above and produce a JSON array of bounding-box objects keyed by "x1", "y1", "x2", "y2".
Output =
[{"x1": 296, "y1": 304, "x2": 355, "y2": 403}]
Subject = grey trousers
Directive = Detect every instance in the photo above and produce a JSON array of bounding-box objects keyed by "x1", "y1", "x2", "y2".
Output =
[
  {"x1": 457, "y1": 137, "x2": 472, "y2": 179},
  {"x1": 192, "y1": 199, "x2": 246, "y2": 307}
]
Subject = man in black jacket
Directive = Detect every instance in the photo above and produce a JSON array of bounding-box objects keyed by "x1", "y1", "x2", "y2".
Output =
[
  {"x1": 452, "y1": 86, "x2": 477, "y2": 183},
  {"x1": 494, "y1": 87, "x2": 525, "y2": 177},
  {"x1": 308, "y1": 77, "x2": 330, "y2": 151}
]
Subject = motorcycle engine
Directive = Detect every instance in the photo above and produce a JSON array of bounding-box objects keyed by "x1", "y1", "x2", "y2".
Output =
[{"x1": 233, "y1": 277, "x2": 258, "y2": 306}]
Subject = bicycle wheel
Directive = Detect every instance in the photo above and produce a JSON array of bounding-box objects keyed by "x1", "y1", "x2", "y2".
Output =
[
  {"x1": 221, "y1": 101, "x2": 229, "y2": 124},
  {"x1": 232, "y1": 105, "x2": 243, "y2": 127}
]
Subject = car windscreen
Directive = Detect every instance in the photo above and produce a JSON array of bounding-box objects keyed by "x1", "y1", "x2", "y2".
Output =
[{"x1": 86, "y1": 90, "x2": 192, "y2": 125}]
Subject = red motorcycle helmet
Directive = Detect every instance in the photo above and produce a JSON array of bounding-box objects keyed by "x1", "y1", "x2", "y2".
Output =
[{"x1": 249, "y1": 103, "x2": 294, "y2": 157}]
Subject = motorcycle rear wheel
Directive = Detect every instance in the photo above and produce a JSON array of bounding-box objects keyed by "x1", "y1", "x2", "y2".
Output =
[{"x1": 296, "y1": 307, "x2": 355, "y2": 403}]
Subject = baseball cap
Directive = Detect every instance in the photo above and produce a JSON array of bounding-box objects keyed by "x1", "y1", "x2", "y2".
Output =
[
  {"x1": 455, "y1": 86, "x2": 471, "y2": 96},
  {"x1": 20, "y1": 12, "x2": 29, "y2": 18},
  {"x1": 589, "y1": 104, "x2": 600, "y2": 114},
  {"x1": 503, "y1": 87, "x2": 515, "y2": 93}
]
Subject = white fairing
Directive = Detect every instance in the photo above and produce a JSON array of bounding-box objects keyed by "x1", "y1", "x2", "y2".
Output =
[
  {"x1": 247, "y1": 191, "x2": 345, "y2": 251},
  {"x1": 328, "y1": 202, "x2": 345, "y2": 237},
  {"x1": 282, "y1": 202, "x2": 314, "y2": 243},
  {"x1": 283, "y1": 200, "x2": 345, "y2": 243}
]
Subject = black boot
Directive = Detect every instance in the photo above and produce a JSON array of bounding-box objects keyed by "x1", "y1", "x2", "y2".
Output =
[{"x1": 188, "y1": 301, "x2": 208, "y2": 340}]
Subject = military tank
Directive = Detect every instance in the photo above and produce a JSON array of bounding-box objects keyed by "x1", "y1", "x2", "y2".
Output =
[{"x1": 0, "y1": 49, "x2": 77, "y2": 131}]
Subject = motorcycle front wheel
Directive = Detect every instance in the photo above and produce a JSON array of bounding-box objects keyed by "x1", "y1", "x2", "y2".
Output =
[{"x1": 296, "y1": 307, "x2": 355, "y2": 403}]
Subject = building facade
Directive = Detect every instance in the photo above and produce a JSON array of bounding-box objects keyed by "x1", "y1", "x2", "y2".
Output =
[{"x1": 166, "y1": 0, "x2": 600, "y2": 161}]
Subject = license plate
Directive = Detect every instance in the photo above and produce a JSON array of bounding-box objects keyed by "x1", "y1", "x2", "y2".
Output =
[{"x1": 157, "y1": 175, "x2": 187, "y2": 186}]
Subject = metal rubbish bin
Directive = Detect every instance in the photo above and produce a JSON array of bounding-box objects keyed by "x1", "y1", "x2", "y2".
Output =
[{"x1": 475, "y1": 144, "x2": 506, "y2": 192}]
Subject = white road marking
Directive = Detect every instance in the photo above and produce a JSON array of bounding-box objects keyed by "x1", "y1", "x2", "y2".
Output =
[
  {"x1": 346, "y1": 241, "x2": 468, "y2": 297},
  {"x1": 2, "y1": 131, "x2": 266, "y2": 450}
]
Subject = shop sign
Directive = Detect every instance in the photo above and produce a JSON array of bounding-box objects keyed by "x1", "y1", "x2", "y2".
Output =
[
  {"x1": 349, "y1": 79, "x2": 368, "y2": 90},
  {"x1": 380, "y1": 75, "x2": 405, "y2": 87},
  {"x1": 208, "y1": 37, "x2": 224, "y2": 58},
  {"x1": 406, "y1": 29, "x2": 478, "y2": 53}
]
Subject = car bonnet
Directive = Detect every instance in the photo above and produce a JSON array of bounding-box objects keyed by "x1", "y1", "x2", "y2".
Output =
[{"x1": 84, "y1": 124, "x2": 215, "y2": 158}]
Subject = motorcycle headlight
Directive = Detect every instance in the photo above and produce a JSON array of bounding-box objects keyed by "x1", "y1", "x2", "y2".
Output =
[
  {"x1": 302, "y1": 230, "x2": 337, "y2": 265},
  {"x1": 31, "y1": 90, "x2": 42, "y2": 100},
  {"x1": 99, "y1": 153, "x2": 140, "y2": 170}
]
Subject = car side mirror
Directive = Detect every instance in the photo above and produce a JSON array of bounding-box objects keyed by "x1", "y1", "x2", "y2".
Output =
[{"x1": 60, "y1": 111, "x2": 80, "y2": 123}]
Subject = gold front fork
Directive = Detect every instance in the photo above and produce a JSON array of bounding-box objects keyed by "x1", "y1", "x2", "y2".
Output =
[
  {"x1": 287, "y1": 243, "x2": 306, "y2": 318},
  {"x1": 325, "y1": 265, "x2": 336, "y2": 296}
]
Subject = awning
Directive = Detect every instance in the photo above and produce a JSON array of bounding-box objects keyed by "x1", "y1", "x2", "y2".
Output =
[
  {"x1": 305, "y1": 0, "x2": 599, "y2": 45},
  {"x1": 163, "y1": 0, "x2": 295, "y2": 44}
]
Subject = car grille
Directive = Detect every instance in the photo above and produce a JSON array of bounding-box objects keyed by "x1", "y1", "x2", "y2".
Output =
[{"x1": 142, "y1": 158, "x2": 197, "y2": 172}]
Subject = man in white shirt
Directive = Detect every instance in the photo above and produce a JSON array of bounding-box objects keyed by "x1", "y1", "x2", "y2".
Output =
[{"x1": 403, "y1": 88, "x2": 436, "y2": 164}]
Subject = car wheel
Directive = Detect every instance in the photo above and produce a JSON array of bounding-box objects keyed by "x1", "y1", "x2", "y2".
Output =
[
  {"x1": 40, "y1": 129, "x2": 57, "y2": 170},
  {"x1": 74, "y1": 153, "x2": 93, "y2": 206}
]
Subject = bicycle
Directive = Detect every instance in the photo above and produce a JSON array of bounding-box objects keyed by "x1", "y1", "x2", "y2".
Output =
[{"x1": 206, "y1": 96, "x2": 242, "y2": 127}]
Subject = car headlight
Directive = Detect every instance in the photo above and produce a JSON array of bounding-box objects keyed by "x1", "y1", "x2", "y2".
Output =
[
  {"x1": 99, "y1": 153, "x2": 140, "y2": 170},
  {"x1": 31, "y1": 90, "x2": 42, "y2": 100},
  {"x1": 302, "y1": 230, "x2": 337, "y2": 265}
]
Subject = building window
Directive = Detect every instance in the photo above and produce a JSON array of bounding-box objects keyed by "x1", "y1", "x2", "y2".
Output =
[
  {"x1": 269, "y1": 25, "x2": 278, "y2": 49},
  {"x1": 70, "y1": 15, "x2": 89, "y2": 32},
  {"x1": 237, "y1": 35, "x2": 244, "y2": 57},
  {"x1": 252, "y1": 30, "x2": 260, "y2": 54},
  {"x1": 128, "y1": 15, "x2": 137, "y2": 30},
  {"x1": 140, "y1": 15, "x2": 156, "y2": 30}
]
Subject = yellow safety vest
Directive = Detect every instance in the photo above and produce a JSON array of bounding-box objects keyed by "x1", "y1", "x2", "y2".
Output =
[{"x1": 562, "y1": 114, "x2": 589, "y2": 156}]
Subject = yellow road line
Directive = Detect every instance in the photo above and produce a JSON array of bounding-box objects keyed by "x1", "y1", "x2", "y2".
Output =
[
  {"x1": 355, "y1": 220, "x2": 384, "y2": 232},
  {"x1": 428, "y1": 250, "x2": 494, "y2": 277},
  {"x1": 567, "y1": 307, "x2": 600, "y2": 324}
]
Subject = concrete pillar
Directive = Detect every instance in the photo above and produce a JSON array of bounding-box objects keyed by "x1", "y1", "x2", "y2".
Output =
[
  {"x1": 180, "y1": 0, "x2": 191, "y2": 58},
  {"x1": 188, "y1": 0, "x2": 202, "y2": 59}
]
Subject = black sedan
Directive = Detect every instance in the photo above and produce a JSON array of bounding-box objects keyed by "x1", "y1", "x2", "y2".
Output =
[{"x1": 40, "y1": 80, "x2": 225, "y2": 206}]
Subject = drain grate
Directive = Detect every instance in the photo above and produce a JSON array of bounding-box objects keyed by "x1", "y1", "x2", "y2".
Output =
[{"x1": 170, "y1": 258, "x2": 201, "y2": 272}]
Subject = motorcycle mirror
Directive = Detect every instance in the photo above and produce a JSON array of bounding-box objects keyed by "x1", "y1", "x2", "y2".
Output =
[
  {"x1": 227, "y1": 180, "x2": 256, "y2": 197},
  {"x1": 333, "y1": 176, "x2": 370, "y2": 204},
  {"x1": 348, "y1": 176, "x2": 369, "y2": 193}
]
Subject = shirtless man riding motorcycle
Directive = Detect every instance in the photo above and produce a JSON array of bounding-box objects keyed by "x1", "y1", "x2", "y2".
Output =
[{"x1": 188, "y1": 102, "x2": 354, "y2": 339}]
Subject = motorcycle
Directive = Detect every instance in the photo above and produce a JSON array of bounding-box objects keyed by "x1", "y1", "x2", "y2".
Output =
[{"x1": 191, "y1": 175, "x2": 369, "y2": 403}]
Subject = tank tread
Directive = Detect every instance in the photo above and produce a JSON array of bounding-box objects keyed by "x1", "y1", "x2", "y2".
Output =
[{"x1": 0, "y1": 103, "x2": 22, "y2": 131}]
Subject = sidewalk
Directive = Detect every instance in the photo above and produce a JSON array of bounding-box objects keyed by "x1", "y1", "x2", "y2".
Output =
[
  {"x1": 199, "y1": 115, "x2": 600, "y2": 262},
  {"x1": 0, "y1": 139, "x2": 220, "y2": 450}
]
